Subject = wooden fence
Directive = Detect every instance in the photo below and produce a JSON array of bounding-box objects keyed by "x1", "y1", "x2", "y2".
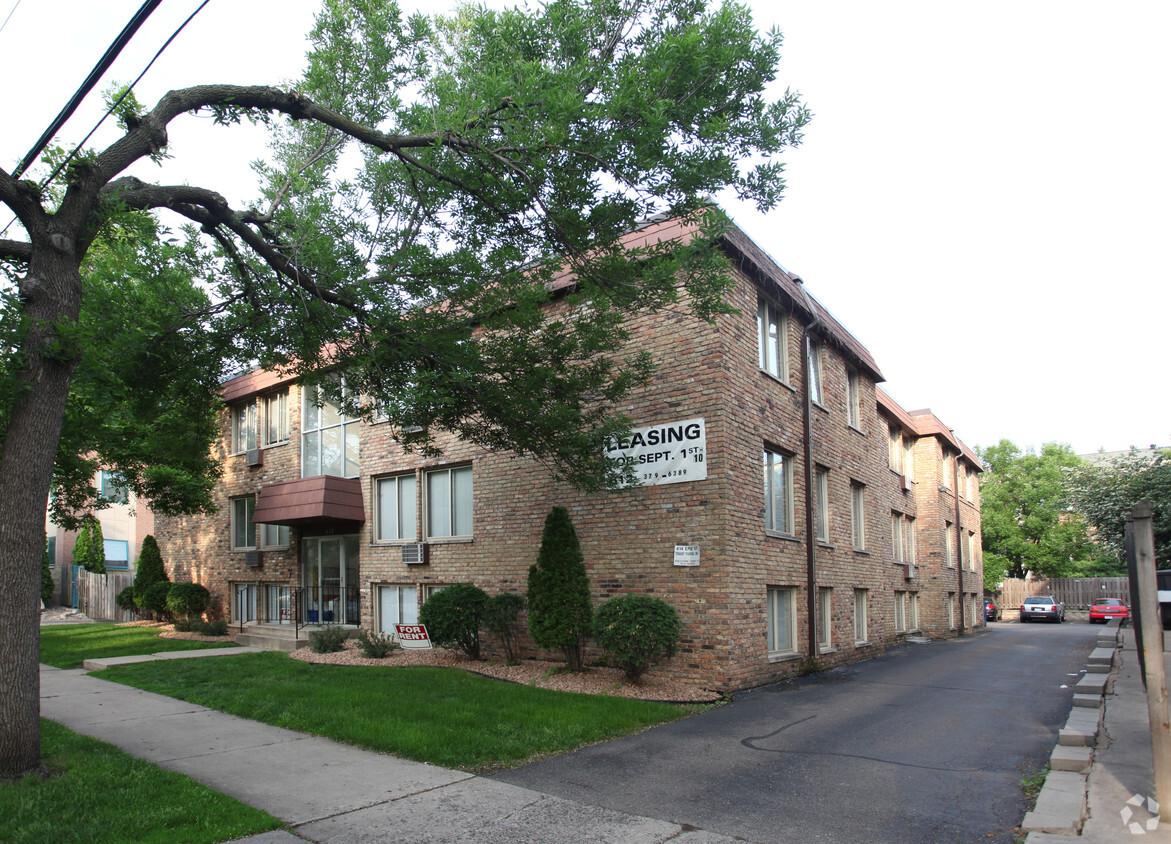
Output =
[
  {"x1": 994, "y1": 576, "x2": 1130, "y2": 612},
  {"x1": 75, "y1": 569, "x2": 136, "y2": 622}
]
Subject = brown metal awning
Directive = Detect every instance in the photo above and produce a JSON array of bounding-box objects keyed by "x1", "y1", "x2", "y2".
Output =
[{"x1": 253, "y1": 476, "x2": 365, "y2": 527}]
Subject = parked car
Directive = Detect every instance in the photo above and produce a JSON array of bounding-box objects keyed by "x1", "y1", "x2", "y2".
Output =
[
  {"x1": 984, "y1": 599, "x2": 999, "y2": 622},
  {"x1": 1088, "y1": 598, "x2": 1129, "y2": 624},
  {"x1": 1020, "y1": 596, "x2": 1065, "y2": 623}
]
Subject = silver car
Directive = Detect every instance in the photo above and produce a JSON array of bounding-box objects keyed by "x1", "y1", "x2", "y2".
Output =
[{"x1": 1020, "y1": 595, "x2": 1065, "y2": 623}]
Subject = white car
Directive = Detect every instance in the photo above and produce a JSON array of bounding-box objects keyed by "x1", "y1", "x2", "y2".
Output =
[{"x1": 1020, "y1": 596, "x2": 1065, "y2": 623}]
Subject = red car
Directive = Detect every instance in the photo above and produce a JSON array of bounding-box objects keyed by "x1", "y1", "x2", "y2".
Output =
[{"x1": 1088, "y1": 598, "x2": 1130, "y2": 624}]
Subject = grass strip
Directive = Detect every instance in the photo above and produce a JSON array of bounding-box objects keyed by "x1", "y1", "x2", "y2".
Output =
[
  {"x1": 0, "y1": 719, "x2": 283, "y2": 844},
  {"x1": 39, "y1": 623, "x2": 237, "y2": 668},
  {"x1": 93, "y1": 651, "x2": 703, "y2": 771}
]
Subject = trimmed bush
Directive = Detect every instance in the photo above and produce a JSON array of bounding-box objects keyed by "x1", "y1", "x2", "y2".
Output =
[
  {"x1": 356, "y1": 628, "x2": 400, "y2": 658},
  {"x1": 593, "y1": 594, "x2": 682, "y2": 683},
  {"x1": 484, "y1": 593, "x2": 526, "y2": 663},
  {"x1": 528, "y1": 506, "x2": 592, "y2": 671},
  {"x1": 175, "y1": 619, "x2": 230, "y2": 636},
  {"x1": 115, "y1": 586, "x2": 138, "y2": 613},
  {"x1": 166, "y1": 582, "x2": 211, "y2": 622},
  {"x1": 419, "y1": 583, "x2": 489, "y2": 659},
  {"x1": 133, "y1": 535, "x2": 169, "y2": 596},
  {"x1": 309, "y1": 624, "x2": 348, "y2": 654},
  {"x1": 72, "y1": 518, "x2": 106, "y2": 574},
  {"x1": 140, "y1": 581, "x2": 172, "y2": 619}
]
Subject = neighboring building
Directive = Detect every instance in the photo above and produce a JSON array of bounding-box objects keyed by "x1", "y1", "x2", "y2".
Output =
[
  {"x1": 45, "y1": 468, "x2": 154, "y2": 607},
  {"x1": 155, "y1": 217, "x2": 982, "y2": 692}
]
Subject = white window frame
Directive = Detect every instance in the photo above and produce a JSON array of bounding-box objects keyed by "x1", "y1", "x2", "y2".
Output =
[
  {"x1": 376, "y1": 473, "x2": 418, "y2": 542},
  {"x1": 945, "y1": 521, "x2": 955, "y2": 567},
  {"x1": 817, "y1": 587, "x2": 833, "y2": 650},
  {"x1": 377, "y1": 584, "x2": 419, "y2": 635},
  {"x1": 262, "y1": 390, "x2": 290, "y2": 446},
  {"x1": 846, "y1": 369, "x2": 861, "y2": 429},
  {"x1": 426, "y1": 465, "x2": 473, "y2": 539},
  {"x1": 909, "y1": 592, "x2": 920, "y2": 631},
  {"x1": 941, "y1": 453, "x2": 952, "y2": 488},
  {"x1": 302, "y1": 380, "x2": 360, "y2": 478},
  {"x1": 763, "y1": 450, "x2": 794, "y2": 535},
  {"x1": 894, "y1": 591, "x2": 906, "y2": 632},
  {"x1": 948, "y1": 593, "x2": 957, "y2": 629},
  {"x1": 850, "y1": 481, "x2": 866, "y2": 551},
  {"x1": 905, "y1": 516, "x2": 916, "y2": 563},
  {"x1": 888, "y1": 424, "x2": 902, "y2": 472},
  {"x1": 807, "y1": 338, "x2": 823, "y2": 406},
  {"x1": 260, "y1": 523, "x2": 289, "y2": 550},
  {"x1": 814, "y1": 466, "x2": 830, "y2": 542},
  {"x1": 854, "y1": 589, "x2": 869, "y2": 643},
  {"x1": 903, "y1": 438, "x2": 914, "y2": 481},
  {"x1": 891, "y1": 511, "x2": 905, "y2": 563},
  {"x1": 757, "y1": 300, "x2": 788, "y2": 381},
  {"x1": 766, "y1": 586, "x2": 797, "y2": 656},
  {"x1": 232, "y1": 401, "x2": 257, "y2": 454},
  {"x1": 231, "y1": 496, "x2": 256, "y2": 550}
]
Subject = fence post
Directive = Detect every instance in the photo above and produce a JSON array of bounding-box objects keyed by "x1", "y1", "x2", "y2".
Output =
[{"x1": 1130, "y1": 500, "x2": 1171, "y2": 821}]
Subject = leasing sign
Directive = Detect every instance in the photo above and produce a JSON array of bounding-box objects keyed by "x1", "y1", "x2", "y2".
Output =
[{"x1": 606, "y1": 417, "x2": 707, "y2": 487}]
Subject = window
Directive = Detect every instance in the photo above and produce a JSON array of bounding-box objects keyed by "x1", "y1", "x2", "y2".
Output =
[
  {"x1": 426, "y1": 465, "x2": 473, "y2": 538},
  {"x1": 894, "y1": 591, "x2": 906, "y2": 632},
  {"x1": 909, "y1": 592, "x2": 920, "y2": 630},
  {"x1": 763, "y1": 450, "x2": 794, "y2": 535},
  {"x1": 766, "y1": 587, "x2": 797, "y2": 655},
  {"x1": 377, "y1": 585, "x2": 419, "y2": 635},
  {"x1": 891, "y1": 512, "x2": 904, "y2": 562},
  {"x1": 757, "y1": 300, "x2": 787, "y2": 380},
  {"x1": 262, "y1": 390, "x2": 289, "y2": 446},
  {"x1": 905, "y1": 516, "x2": 916, "y2": 563},
  {"x1": 260, "y1": 523, "x2": 289, "y2": 549},
  {"x1": 806, "y1": 338, "x2": 823, "y2": 405},
  {"x1": 948, "y1": 593, "x2": 957, "y2": 628},
  {"x1": 966, "y1": 471, "x2": 977, "y2": 502},
  {"x1": 945, "y1": 521, "x2": 955, "y2": 566},
  {"x1": 817, "y1": 587, "x2": 833, "y2": 649},
  {"x1": 376, "y1": 474, "x2": 418, "y2": 541},
  {"x1": 850, "y1": 481, "x2": 866, "y2": 550},
  {"x1": 103, "y1": 539, "x2": 129, "y2": 570},
  {"x1": 888, "y1": 424, "x2": 902, "y2": 472},
  {"x1": 854, "y1": 589, "x2": 869, "y2": 643},
  {"x1": 966, "y1": 531, "x2": 977, "y2": 571},
  {"x1": 941, "y1": 453, "x2": 952, "y2": 488},
  {"x1": 846, "y1": 369, "x2": 861, "y2": 428},
  {"x1": 231, "y1": 496, "x2": 256, "y2": 550},
  {"x1": 903, "y1": 438, "x2": 914, "y2": 482},
  {"x1": 302, "y1": 381, "x2": 359, "y2": 478},
  {"x1": 100, "y1": 471, "x2": 128, "y2": 504},
  {"x1": 46, "y1": 536, "x2": 55, "y2": 568},
  {"x1": 232, "y1": 402, "x2": 257, "y2": 453},
  {"x1": 814, "y1": 466, "x2": 830, "y2": 542},
  {"x1": 971, "y1": 594, "x2": 981, "y2": 627}
]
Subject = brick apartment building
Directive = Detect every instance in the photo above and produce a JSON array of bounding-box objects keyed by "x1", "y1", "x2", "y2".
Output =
[{"x1": 155, "y1": 216, "x2": 983, "y2": 692}]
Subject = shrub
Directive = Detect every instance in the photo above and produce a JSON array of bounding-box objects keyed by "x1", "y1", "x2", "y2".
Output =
[
  {"x1": 133, "y1": 535, "x2": 169, "y2": 597},
  {"x1": 72, "y1": 518, "x2": 106, "y2": 574},
  {"x1": 140, "y1": 581, "x2": 172, "y2": 619},
  {"x1": 593, "y1": 594, "x2": 681, "y2": 683},
  {"x1": 41, "y1": 541, "x2": 55, "y2": 605},
  {"x1": 419, "y1": 583, "x2": 489, "y2": 659},
  {"x1": 175, "y1": 619, "x2": 230, "y2": 636},
  {"x1": 115, "y1": 586, "x2": 138, "y2": 613},
  {"x1": 166, "y1": 582, "x2": 211, "y2": 622},
  {"x1": 356, "y1": 628, "x2": 400, "y2": 658},
  {"x1": 484, "y1": 593, "x2": 526, "y2": 663},
  {"x1": 527, "y1": 506, "x2": 592, "y2": 671},
  {"x1": 309, "y1": 624, "x2": 348, "y2": 654}
]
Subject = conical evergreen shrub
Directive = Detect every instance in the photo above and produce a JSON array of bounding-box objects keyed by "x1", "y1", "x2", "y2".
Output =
[
  {"x1": 133, "y1": 535, "x2": 169, "y2": 595},
  {"x1": 527, "y1": 506, "x2": 592, "y2": 671}
]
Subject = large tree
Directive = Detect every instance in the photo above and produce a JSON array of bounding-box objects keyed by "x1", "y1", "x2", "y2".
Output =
[
  {"x1": 1066, "y1": 450, "x2": 1171, "y2": 566},
  {"x1": 0, "y1": 0, "x2": 808, "y2": 778},
  {"x1": 977, "y1": 440, "x2": 1109, "y2": 585}
]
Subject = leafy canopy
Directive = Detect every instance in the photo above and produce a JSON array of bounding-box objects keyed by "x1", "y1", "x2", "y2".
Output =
[{"x1": 1067, "y1": 450, "x2": 1171, "y2": 565}]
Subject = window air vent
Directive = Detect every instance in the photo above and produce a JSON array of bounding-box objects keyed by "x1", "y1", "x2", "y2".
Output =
[
  {"x1": 244, "y1": 550, "x2": 262, "y2": 568},
  {"x1": 904, "y1": 563, "x2": 916, "y2": 581},
  {"x1": 402, "y1": 542, "x2": 429, "y2": 565},
  {"x1": 246, "y1": 448, "x2": 263, "y2": 467}
]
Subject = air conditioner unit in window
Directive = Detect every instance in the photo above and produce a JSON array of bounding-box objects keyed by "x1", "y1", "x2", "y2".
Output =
[
  {"x1": 904, "y1": 563, "x2": 917, "y2": 581},
  {"x1": 244, "y1": 550, "x2": 262, "y2": 568},
  {"x1": 402, "y1": 542, "x2": 429, "y2": 565},
  {"x1": 900, "y1": 474, "x2": 912, "y2": 492},
  {"x1": 246, "y1": 448, "x2": 263, "y2": 467}
]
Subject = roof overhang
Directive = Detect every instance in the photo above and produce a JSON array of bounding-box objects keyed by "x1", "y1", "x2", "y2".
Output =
[{"x1": 253, "y1": 476, "x2": 365, "y2": 527}]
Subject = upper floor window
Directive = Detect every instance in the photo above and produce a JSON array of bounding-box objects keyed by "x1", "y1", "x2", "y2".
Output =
[
  {"x1": 231, "y1": 495, "x2": 288, "y2": 550},
  {"x1": 814, "y1": 466, "x2": 830, "y2": 542},
  {"x1": 100, "y1": 470, "x2": 128, "y2": 505},
  {"x1": 302, "y1": 381, "x2": 359, "y2": 478},
  {"x1": 945, "y1": 521, "x2": 956, "y2": 566},
  {"x1": 850, "y1": 481, "x2": 866, "y2": 550},
  {"x1": 426, "y1": 465, "x2": 473, "y2": 538},
  {"x1": 888, "y1": 424, "x2": 902, "y2": 472},
  {"x1": 846, "y1": 369, "x2": 861, "y2": 428},
  {"x1": 757, "y1": 300, "x2": 788, "y2": 381},
  {"x1": 763, "y1": 449, "x2": 794, "y2": 535},
  {"x1": 376, "y1": 473, "x2": 418, "y2": 541},
  {"x1": 941, "y1": 453, "x2": 952, "y2": 488},
  {"x1": 807, "y1": 338, "x2": 823, "y2": 405},
  {"x1": 903, "y1": 438, "x2": 914, "y2": 481},
  {"x1": 263, "y1": 390, "x2": 290, "y2": 446},
  {"x1": 232, "y1": 402, "x2": 257, "y2": 454}
]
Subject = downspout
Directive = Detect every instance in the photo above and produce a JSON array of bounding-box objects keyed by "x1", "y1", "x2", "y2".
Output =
[
  {"x1": 796, "y1": 280, "x2": 822, "y2": 659},
  {"x1": 954, "y1": 450, "x2": 965, "y2": 632}
]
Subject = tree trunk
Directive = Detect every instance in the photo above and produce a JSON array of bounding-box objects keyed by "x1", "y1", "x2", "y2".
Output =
[{"x1": 0, "y1": 247, "x2": 82, "y2": 780}]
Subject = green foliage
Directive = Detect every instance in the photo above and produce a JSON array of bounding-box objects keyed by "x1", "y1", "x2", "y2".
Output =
[
  {"x1": 71, "y1": 517, "x2": 106, "y2": 574},
  {"x1": 173, "y1": 619, "x2": 228, "y2": 636},
  {"x1": 419, "y1": 583, "x2": 489, "y2": 659},
  {"x1": 528, "y1": 507, "x2": 593, "y2": 670},
  {"x1": 308, "y1": 625, "x2": 349, "y2": 654},
  {"x1": 977, "y1": 440, "x2": 1101, "y2": 581},
  {"x1": 133, "y1": 535, "x2": 170, "y2": 597},
  {"x1": 139, "y1": 581, "x2": 172, "y2": 620},
  {"x1": 1067, "y1": 451, "x2": 1171, "y2": 565},
  {"x1": 165, "y1": 582, "x2": 211, "y2": 622},
  {"x1": 40, "y1": 541, "x2": 54, "y2": 605},
  {"x1": 483, "y1": 592, "x2": 526, "y2": 663},
  {"x1": 593, "y1": 594, "x2": 681, "y2": 682},
  {"x1": 356, "y1": 627, "x2": 400, "y2": 658},
  {"x1": 115, "y1": 586, "x2": 137, "y2": 613}
]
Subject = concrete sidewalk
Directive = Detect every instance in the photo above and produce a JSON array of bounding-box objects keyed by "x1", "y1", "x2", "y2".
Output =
[
  {"x1": 1025, "y1": 624, "x2": 1171, "y2": 843},
  {"x1": 40, "y1": 662, "x2": 735, "y2": 844}
]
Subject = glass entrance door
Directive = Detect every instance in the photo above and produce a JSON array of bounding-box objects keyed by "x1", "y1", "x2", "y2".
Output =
[{"x1": 302, "y1": 535, "x2": 360, "y2": 624}]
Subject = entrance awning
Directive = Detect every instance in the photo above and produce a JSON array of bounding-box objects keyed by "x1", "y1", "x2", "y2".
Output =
[{"x1": 253, "y1": 476, "x2": 365, "y2": 527}]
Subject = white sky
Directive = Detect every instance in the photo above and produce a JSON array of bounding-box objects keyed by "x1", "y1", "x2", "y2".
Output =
[{"x1": 1, "y1": 0, "x2": 1167, "y2": 457}]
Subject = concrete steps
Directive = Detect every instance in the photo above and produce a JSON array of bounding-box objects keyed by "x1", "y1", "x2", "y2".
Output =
[{"x1": 235, "y1": 623, "x2": 313, "y2": 652}]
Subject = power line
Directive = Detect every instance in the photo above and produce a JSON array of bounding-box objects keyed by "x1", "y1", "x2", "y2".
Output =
[{"x1": 0, "y1": 0, "x2": 23, "y2": 38}]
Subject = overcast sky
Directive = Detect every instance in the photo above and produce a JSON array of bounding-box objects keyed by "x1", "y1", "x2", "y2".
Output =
[{"x1": 2, "y1": 0, "x2": 1167, "y2": 457}]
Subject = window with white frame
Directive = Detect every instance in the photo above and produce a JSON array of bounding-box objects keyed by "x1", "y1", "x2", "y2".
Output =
[
  {"x1": 376, "y1": 473, "x2": 418, "y2": 541},
  {"x1": 807, "y1": 338, "x2": 823, "y2": 405},
  {"x1": 960, "y1": 526, "x2": 970, "y2": 569},
  {"x1": 894, "y1": 591, "x2": 906, "y2": 632},
  {"x1": 260, "y1": 523, "x2": 290, "y2": 549},
  {"x1": 232, "y1": 401, "x2": 257, "y2": 454},
  {"x1": 966, "y1": 531, "x2": 977, "y2": 570},
  {"x1": 846, "y1": 369, "x2": 862, "y2": 429},
  {"x1": 850, "y1": 481, "x2": 866, "y2": 550},
  {"x1": 909, "y1": 592, "x2": 920, "y2": 630},
  {"x1": 905, "y1": 516, "x2": 916, "y2": 563},
  {"x1": 757, "y1": 300, "x2": 788, "y2": 380},
  {"x1": 891, "y1": 511, "x2": 905, "y2": 562},
  {"x1": 888, "y1": 424, "x2": 902, "y2": 472},
  {"x1": 948, "y1": 593, "x2": 956, "y2": 628},
  {"x1": 903, "y1": 438, "x2": 914, "y2": 481},
  {"x1": 377, "y1": 584, "x2": 419, "y2": 635},
  {"x1": 766, "y1": 586, "x2": 797, "y2": 655},
  {"x1": 817, "y1": 587, "x2": 832, "y2": 649},
  {"x1": 945, "y1": 521, "x2": 955, "y2": 566},
  {"x1": 853, "y1": 589, "x2": 869, "y2": 643},
  {"x1": 815, "y1": 466, "x2": 830, "y2": 542},
  {"x1": 231, "y1": 496, "x2": 256, "y2": 550},
  {"x1": 426, "y1": 465, "x2": 473, "y2": 538},
  {"x1": 763, "y1": 450, "x2": 794, "y2": 535},
  {"x1": 262, "y1": 390, "x2": 289, "y2": 446},
  {"x1": 971, "y1": 594, "x2": 981, "y2": 627},
  {"x1": 100, "y1": 470, "x2": 128, "y2": 504},
  {"x1": 941, "y1": 453, "x2": 952, "y2": 488},
  {"x1": 302, "y1": 380, "x2": 359, "y2": 478}
]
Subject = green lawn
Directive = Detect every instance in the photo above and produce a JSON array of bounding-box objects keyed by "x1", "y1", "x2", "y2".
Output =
[
  {"x1": 39, "y1": 623, "x2": 237, "y2": 668},
  {"x1": 93, "y1": 651, "x2": 704, "y2": 772},
  {"x1": 0, "y1": 719, "x2": 283, "y2": 844}
]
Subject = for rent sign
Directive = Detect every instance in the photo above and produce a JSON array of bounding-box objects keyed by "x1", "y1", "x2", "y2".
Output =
[
  {"x1": 606, "y1": 418, "x2": 707, "y2": 487},
  {"x1": 394, "y1": 624, "x2": 432, "y2": 649}
]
